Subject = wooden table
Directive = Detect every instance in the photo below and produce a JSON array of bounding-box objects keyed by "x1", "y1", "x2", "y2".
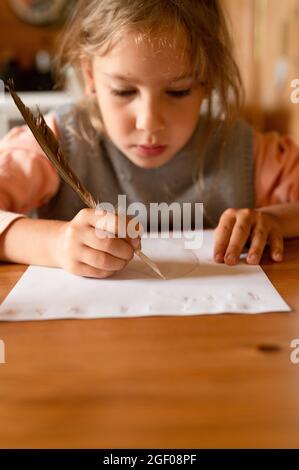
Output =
[{"x1": 0, "y1": 239, "x2": 299, "y2": 449}]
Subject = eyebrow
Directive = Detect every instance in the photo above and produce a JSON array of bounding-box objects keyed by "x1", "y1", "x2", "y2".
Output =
[{"x1": 103, "y1": 72, "x2": 193, "y2": 83}]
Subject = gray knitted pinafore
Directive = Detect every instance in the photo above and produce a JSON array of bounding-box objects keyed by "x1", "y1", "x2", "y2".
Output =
[{"x1": 38, "y1": 104, "x2": 254, "y2": 229}]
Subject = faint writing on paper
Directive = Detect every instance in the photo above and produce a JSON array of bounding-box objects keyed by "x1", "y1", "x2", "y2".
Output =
[
  {"x1": 0, "y1": 339, "x2": 5, "y2": 364},
  {"x1": 95, "y1": 195, "x2": 204, "y2": 250},
  {"x1": 0, "y1": 80, "x2": 4, "y2": 104},
  {"x1": 290, "y1": 339, "x2": 299, "y2": 364},
  {"x1": 290, "y1": 79, "x2": 299, "y2": 104}
]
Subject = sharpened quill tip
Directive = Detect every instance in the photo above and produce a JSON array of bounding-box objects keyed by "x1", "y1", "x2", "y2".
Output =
[{"x1": 134, "y1": 249, "x2": 166, "y2": 280}]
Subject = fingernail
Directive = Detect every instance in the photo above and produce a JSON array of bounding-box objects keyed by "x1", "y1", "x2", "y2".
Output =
[
  {"x1": 248, "y1": 253, "x2": 258, "y2": 263},
  {"x1": 273, "y1": 251, "x2": 282, "y2": 261},
  {"x1": 215, "y1": 253, "x2": 224, "y2": 262}
]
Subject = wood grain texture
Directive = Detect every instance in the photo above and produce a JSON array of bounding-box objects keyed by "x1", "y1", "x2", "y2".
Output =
[
  {"x1": 0, "y1": 240, "x2": 299, "y2": 448},
  {"x1": 222, "y1": 0, "x2": 299, "y2": 142}
]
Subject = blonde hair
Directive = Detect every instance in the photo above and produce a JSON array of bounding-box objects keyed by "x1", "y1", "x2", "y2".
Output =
[{"x1": 54, "y1": 0, "x2": 244, "y2": 226}]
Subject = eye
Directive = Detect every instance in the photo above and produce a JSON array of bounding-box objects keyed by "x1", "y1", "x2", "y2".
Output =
[
  {"x1": 110, "y1": 88, "x2": 192, "y2": 98},
  {"x1": 111, "y1": 89, "x2": 135, "y2": 97},
  {"x1": 167, "y1": 89, "x2": 192, "y2": 98}
]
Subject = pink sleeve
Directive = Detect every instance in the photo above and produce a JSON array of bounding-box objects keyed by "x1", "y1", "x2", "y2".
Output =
[
  {"x1": 254, "y1": 130, "x2": 299, "y2": 207},
  {"x1": 0, "y1": 113, "x2": 60, "y2": 236}
]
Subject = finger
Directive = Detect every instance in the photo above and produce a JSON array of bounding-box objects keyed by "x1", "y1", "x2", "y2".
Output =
[
  {"x1": 246, "y1": 224, "x2": 268, "y2": 264},
  {"x1": 224, "y1": 211, "x2": 253, "y2": 265},
  {"x1": 213, "y1": 211, "x2": 236, "y2": 262},
  {"x1": 75, "y1": 208, "x2": 142, "y2": 253},
  {"x1": 95, "y1": 209, "x2": 143, "y2": 247},
  {"x1": 83, "y1": 226, "x2": 135, "y2": 261},
  {"x1": 75, "y1": 207, "x2": 142, "y2": 243},
  {"x1": 95, "y1": 229, "x2": 141, "y2": 253},
  {"x1": 269, "y1": 229, "x2": 284, "y2": 262},
  {"x1": 70, "y1": 261, "x2": 116, "y2": 279},
  {"x1": 80, "y1": 245, "x2": 128, "y2": 272}
]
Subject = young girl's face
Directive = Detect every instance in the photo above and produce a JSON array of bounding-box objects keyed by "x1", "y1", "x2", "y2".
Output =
[{"x1": 85, "y1": 29, "x2": 204, "y2": 169}]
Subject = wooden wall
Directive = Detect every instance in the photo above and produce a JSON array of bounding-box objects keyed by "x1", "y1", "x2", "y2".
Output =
[{"x1": 222, "y1": 0, "x2": 299, "y2": 142}]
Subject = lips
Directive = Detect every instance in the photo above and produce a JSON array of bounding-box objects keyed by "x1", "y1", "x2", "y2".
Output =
[
  {"x1": 138, "y1": 144, "x2": 165, "y2": 148},
  {"x1": 136, "y1": 144, "x2": 167, "y2": 157}
]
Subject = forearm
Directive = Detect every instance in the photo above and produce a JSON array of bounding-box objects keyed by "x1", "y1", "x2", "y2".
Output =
[
  {"x1": 0, "y1": 217, "x2": 66, "y2": 267},
  {"x1": 258, "y1": 202, "x2": 299, "y2": 238}
]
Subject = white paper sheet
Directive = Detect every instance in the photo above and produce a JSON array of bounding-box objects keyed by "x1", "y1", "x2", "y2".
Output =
[{"x1": 0, "y1": 230, "x2": 291, "y2": 321}]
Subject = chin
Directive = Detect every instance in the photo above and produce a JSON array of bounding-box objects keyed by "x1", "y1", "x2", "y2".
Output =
[
  {"x1": 125, "y1": 150, "x2": 174, "y2": 169},
  {"x1": 134, "y1": 156, "x2": 170, "y2": 169}
]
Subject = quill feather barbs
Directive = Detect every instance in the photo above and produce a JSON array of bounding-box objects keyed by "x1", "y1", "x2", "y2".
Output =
[
  {"x1": 6, "y1": 79, "x2": 96, "y2": 210},
  {"x1": 5, "y1": 79, "x2": 166, "y2": 280}
]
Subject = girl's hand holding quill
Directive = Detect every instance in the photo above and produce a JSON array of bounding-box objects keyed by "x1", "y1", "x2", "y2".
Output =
[
  {"x1": 55, "y1": 207, "x2": 141, "y2": 279},
  {"x1": 6, "y1": 79, "x2": 165, "y2": 280}
]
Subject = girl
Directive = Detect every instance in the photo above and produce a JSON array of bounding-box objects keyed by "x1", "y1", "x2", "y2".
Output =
[{"x1": 0, "y1": 0, "x2": 299, "y2": 279}]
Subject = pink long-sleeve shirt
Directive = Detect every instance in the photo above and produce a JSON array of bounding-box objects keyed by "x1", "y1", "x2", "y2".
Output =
[{"x1": 0, "y1": 114, "x2": 299, "y2": 237}]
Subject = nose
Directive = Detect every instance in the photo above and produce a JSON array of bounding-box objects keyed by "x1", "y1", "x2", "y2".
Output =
[{"x1": 135, "y1": 94, "x2": 166, "y2": 134}]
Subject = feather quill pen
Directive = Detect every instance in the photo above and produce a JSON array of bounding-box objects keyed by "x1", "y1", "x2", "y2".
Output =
[{"x1": 6, "y1": 79, "x2": 165, "y2": 280}]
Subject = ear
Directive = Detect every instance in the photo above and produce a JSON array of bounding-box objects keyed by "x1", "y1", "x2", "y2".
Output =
[{"x1": 80, "y1": 57, "x2": 95, "y2": 94}]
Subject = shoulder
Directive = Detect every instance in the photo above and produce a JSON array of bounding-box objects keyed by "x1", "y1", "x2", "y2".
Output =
[
  {"x1": 253, "y1": 128, "x2": 299, "y2": 159},
  {"x1": 195, "y1": 115, "x2": 254, "y2": 146},
  {"x1": 253, "y1": 129, "x2": 299, "y2": 206},
  {"x1": 192, "y1": 116, "x2": 254, "y2": 166}
]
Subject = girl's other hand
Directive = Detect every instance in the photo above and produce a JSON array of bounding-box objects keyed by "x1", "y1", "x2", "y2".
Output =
[
  {"x1": 213, "y1": 208, "x2": 284, "y2": 266},
  {"x1": 56, "y1": 208, "x2": 141, "y2": 278}
]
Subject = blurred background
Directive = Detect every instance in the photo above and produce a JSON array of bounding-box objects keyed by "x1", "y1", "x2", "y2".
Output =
[{"x1": 0, "y1": 0, "x2": 299, "y2": 142}]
